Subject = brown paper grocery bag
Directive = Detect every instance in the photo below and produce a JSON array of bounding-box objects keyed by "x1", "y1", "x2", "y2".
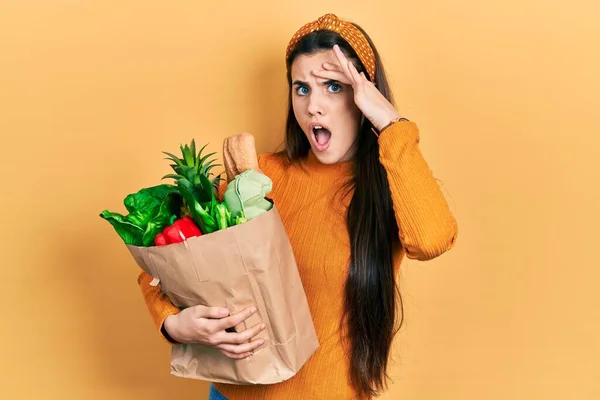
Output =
[{"x1": 126, "y1": 203, "x2": 319, "y2": 384}]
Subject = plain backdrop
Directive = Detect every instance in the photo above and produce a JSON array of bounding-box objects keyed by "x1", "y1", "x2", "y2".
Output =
[{"x1": 1, "y1": 1, "x2": 599, "y2": 399}]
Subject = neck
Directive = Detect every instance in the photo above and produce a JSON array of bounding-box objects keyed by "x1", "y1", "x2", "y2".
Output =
[{"x1": 303, "y1": 149, "x2": 353, "y2": 176}]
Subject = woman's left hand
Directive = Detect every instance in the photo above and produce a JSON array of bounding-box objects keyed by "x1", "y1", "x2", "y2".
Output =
[{"x1": 311, "y1": 44, "x2": 403, "y2": 132}]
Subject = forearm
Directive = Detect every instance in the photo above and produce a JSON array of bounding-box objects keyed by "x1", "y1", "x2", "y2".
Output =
[
  {"x1": 378, "y1": 121, "x2": 458, "y2": 260},
  {"x1": 137, "y1": 270, "x2": 181, "y2": 344}
]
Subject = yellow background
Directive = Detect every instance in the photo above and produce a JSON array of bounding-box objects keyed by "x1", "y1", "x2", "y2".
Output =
[{"x1": 1, "y1": 1, "x2": 599, "y2": 399}]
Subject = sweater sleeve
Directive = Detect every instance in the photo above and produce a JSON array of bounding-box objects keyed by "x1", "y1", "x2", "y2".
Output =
[
  {"x1": 378, "y1": 120, "x2": 458, "y2": 260},
  {"x1": 137, "y1": 270, "x2": 180, "y2": 344}
]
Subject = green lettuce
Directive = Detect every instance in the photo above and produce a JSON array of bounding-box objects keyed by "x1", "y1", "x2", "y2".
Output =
[{"x1": 100, "y1": 184, "x2": 182, "y2": 246}]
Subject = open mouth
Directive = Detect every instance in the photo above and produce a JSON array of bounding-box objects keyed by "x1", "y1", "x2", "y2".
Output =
[{"x1": 311, "y1": 125, "x2": 332, "y2": 151}]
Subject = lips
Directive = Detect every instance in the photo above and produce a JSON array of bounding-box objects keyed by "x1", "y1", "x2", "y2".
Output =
[{"x1": 309, "y1": 122, "x2": 332, "y2": 152}]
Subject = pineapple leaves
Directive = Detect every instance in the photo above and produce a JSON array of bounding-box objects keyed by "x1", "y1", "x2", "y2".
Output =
[
  {"x1": 162, "y1": 140, "x2": 221, "y2": 183},
  {"x1": 190, "y1": 139, "x2": 196, "y2": 160},
  {"x1": 161, "y1": 139, "x2": 222, "y2": 200},
  {"x1": 195, "y1": 143, "x2": 209, "y2": 169},
  {"x1": 198, "y1": 152, "x2": 218, "y2": 172},
  {"x1": 177, "y1": 179, "x2": 217, "y2": 233},
  {"x1": 162, "y1": 151, "x2": 184, "y2": 167},
  {"x1": 158, "y1": 139, "x2": 226, "y2": 234},
  {"x1": 180, "y1": 144, "x2": 195, "y2": 167}
]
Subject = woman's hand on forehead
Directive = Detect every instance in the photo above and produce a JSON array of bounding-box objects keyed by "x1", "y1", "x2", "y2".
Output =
[
  {"x1": 311, "y1": 45, "x2": 402, "y2": 132},
  {"x1": 309, "y1": 45, "x2": 357, "y2": 86}
]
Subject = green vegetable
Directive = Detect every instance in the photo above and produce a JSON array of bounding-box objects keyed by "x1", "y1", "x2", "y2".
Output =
[
  {"x1": 161, "y1": 139, "x2": 225, "y2": 233},
  {"x1": 177, "y1": 179, "x2": 218, "y2": 234},
  {"x1": 215, "y1": 203, "x2": 229, "y2": 230},
  {"x1": 100, "y1": 184, "x2": 182, "y2": 246},
  {"x1": 223, "y1": 169, "x2": 273, "y2": 220},
  {"x1": 234, "y1": 214, "x2": 248, "y2": 225},
  {"x1": 162, "y1": 139, "x2": 223, "y2": 197}
]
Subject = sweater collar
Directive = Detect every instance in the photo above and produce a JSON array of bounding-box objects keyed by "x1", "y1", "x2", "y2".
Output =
[{"x1": 303, "y1": 149, "x2": 353, "y2": 176}]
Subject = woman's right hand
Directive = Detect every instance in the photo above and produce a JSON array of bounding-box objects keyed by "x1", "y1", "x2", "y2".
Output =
[{"x1": 163, "y1": 305, "x2": 265, "y2": 359}]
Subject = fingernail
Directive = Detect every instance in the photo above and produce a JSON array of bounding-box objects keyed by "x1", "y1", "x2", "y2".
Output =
[
  {"x1": 258, "y1": 339, "x2": 264, "y2": 345},
  {"x1": 261, "y1": 323, "x2": 265, "y2": 329},
  {"x1": 250, "y1": 307, "x2": 257, "y2": 313}
]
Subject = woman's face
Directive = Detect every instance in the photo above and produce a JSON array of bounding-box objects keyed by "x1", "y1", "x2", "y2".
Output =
[{"x1": 290, "y1": 49, "x2": 362, "y2": 164}]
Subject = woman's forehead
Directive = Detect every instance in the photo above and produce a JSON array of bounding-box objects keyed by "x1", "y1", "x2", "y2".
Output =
[{"x1": 291, "y1": 50, "x2": 337, "y2": 79}]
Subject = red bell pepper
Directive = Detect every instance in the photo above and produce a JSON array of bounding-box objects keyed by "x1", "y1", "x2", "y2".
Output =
[{"x1": 154, "y1": 215, "x2": 202, "y2": 246}]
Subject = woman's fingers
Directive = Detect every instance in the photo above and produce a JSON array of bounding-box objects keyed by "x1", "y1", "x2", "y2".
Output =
[
  {"x1": 215, "y1": 306, "x2": 258, "y2": 332},
  {"x1": 217, "y1": 337, "x2": 265, "y2": 358},
  {"x1": 195, "y1": 305, "x2": 230, "y2": 319},
  {"x1": 332, "y1": 45, "x2": 357, "y2": 86},
  {"x1": 215, "y1": 322, "x2": 266, "y2": 359},
  {"x1": 220, "y1": 349, "x2": 254, "y2": 359},
  {"x1": 322, "y1": 62, "x2": 342, "y2": 71},
  {"x1": 214, "y1": 320, "x2": 265, "y2": 345},
  {"x1": 332, "y1": 44, "x2": 349, "y2": 68},
  {"x1": 347, "y1": 61, "x2": 364, "y2": 84},
  {"x1": 311, "y1": 69, "x2": 351, "y2": 84}
]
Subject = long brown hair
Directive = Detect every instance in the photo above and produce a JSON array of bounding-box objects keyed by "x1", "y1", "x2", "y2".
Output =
[{"x1": 283, "y1": 25, "x2": 404, "y2": 398}]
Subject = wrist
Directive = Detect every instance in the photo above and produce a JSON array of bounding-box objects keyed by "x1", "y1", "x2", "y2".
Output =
[
  {"x1": 371, "y1": 114, "x2": 408, "y2": 136},
  {"x1": 162, "y1": 314, "x2": 180, "y2": 344},
  {"x1": 377, "y1": 110, "x2": 403, "y2": 129}
]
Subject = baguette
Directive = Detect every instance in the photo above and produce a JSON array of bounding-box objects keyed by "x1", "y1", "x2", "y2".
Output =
[{"x1": 223, "y1": 133, "x2": 260, "y2": 183}]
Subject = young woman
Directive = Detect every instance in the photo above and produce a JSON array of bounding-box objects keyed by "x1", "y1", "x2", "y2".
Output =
[{"x1": 138, "y1": 13, "x2": 458, "y2": 400}]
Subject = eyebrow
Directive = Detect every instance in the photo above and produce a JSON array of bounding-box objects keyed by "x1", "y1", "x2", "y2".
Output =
[{"x1": 292, "y1": 79, "x2": 340, "y2": 86}]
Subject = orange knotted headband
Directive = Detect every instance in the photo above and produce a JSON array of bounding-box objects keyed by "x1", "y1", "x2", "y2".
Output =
[{"x1": 286, "y1": 13, "x2": 376, "y2": 81}]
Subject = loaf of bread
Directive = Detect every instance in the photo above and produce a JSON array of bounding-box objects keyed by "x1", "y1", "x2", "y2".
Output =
[{"x1": 223, "y1": 133, "x2": 260, "y2": 183}]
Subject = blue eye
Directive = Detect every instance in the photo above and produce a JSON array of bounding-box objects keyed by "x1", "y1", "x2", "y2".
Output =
[
  {"x1": 296, "y1": 86, "x2": 309, "y2": 96},
  {"x1": 328, "y1": 83, "x2": 342, "y2": 93}
]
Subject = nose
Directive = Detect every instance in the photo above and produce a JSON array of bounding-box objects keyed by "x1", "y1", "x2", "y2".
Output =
[{"x1": 307, "y1": 92, "x2": 324, "y2": 116}]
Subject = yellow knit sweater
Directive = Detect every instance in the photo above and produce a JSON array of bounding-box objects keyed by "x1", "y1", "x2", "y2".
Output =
[{"x1": 137, "y1": 121, "x2": 458, "y2": 399}]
